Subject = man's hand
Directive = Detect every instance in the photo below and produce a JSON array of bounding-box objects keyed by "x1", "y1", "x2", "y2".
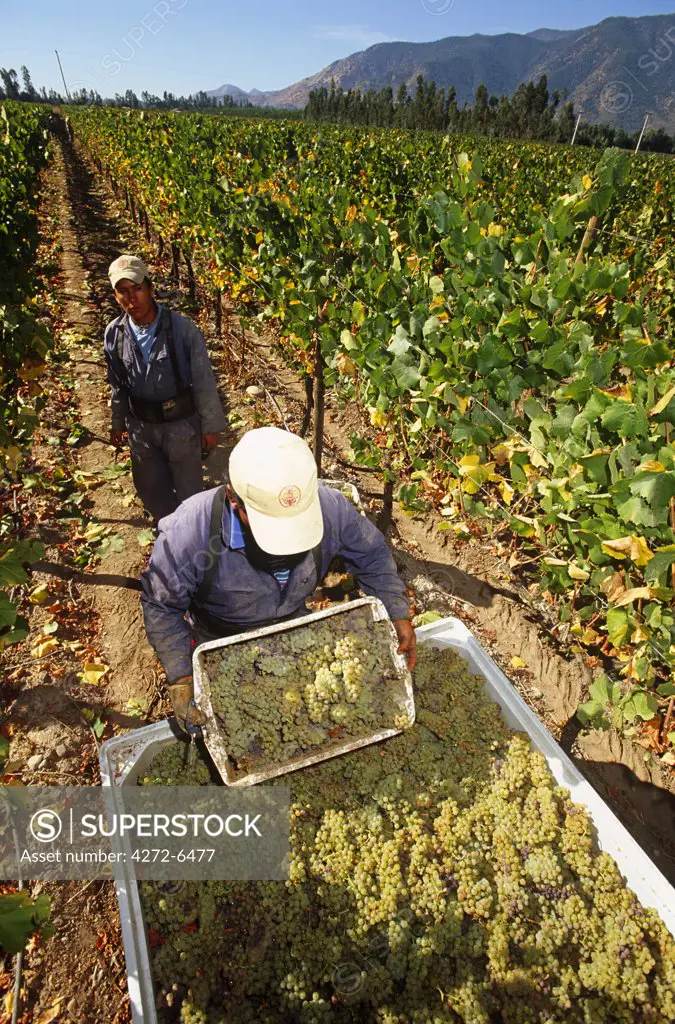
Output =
[
  {"x1": 201, "y1": 433, "x2": 219, "y2": 452},
  {"x1": 393, "y1": 619, "x2": 417, "y2": 672},
  {"x1": 168, "y1": 677, "x2": 207, "y2": 736},
  {"x1": 110, "y1": 429, "x2": 126, "y2": 448}
]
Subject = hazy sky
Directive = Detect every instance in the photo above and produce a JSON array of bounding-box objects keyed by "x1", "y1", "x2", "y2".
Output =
[{"x1": 3, "y1": 1, "x2": 674, "y2": 98}]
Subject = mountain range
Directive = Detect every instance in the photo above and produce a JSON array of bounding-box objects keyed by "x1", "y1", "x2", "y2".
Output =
[{"x1": 207, "y1": 13, "x2": 675, "y2": 131}]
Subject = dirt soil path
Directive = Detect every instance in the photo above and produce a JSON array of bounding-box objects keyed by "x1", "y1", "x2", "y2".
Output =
[{"x1": 4, "y1": 132, "x2": 674, "y2": 1024}]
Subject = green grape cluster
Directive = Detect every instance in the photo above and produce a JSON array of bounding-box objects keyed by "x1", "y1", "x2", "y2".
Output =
[
  {"x1": 139, "y1": 644, "x2": 675, "y2": 1024},
  {"x1": 201, "y1": 609, "x2": 408, "y2": 779}
]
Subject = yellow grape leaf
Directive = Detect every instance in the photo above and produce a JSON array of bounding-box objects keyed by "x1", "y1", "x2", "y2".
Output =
[
  {"x1": 637, "y1": 460, "x2": 665, "y2": 472},
  {"x1": 581, "y1": 627, "x2": 601, "y2": 645},
  {"x1": 73, "y1": 471, "x2": 100, "y2": 490},
  {"x1": 599, "y1": 571, "x2": 625, "y2": 601},
  {"x1": 369, "y1": 408, "x2": 388, "y2": 428},
  {"x1": 601, "y1": 536, "x2": 653, "y2": 567},
  {"x1": 80, "y1": 662, "x2": 109, "y2": 685},
  {"x1": 498, "y1": 478, "x2": 515, "y2": 505},
  {"x1": 544, "y1": 557, "x2": 568, "y2": 566},
  {"x1": 510, "y1": 656, "x2": 527, "y2": 669},
  {"x1": 649, "y1": 385, "x2": 675, "y2": 416},
  {"x1": 613, "y1": 586, "x2": 653, "y2": 607},
  {"x1": 451, "y1": 392, "x2": 471, "y2": 415},
  {"x1": 82, "y1": 523, "x2": 107, "y2": 542},
  {"x1": 28, "y1": 583, "x2": 50, "y2": 605},
  {"x1": 568, "y1": 564, "x2": 590, "y2": 581},
  {"x1": 492, "y1": 438, "x2": 527, "y2": 466},
  {"x1": 458, "y1": 455, "x2": 498, "y2": 495},
  {"x1": 487, "y1": 222, "x2": 503, "y2": 237},
  {"x1": 18, "y1": 359, "x2": 46, "y2": 381},
  {"x1": 36, "y1": 999, "x2": 66, "y2": 1024},
  {"x1": 582, "y1": 174, "x2": 593, "y2": 190},
  {"x1": 335, "y1": 352, "x2": 357, "y2": 377},
  {"x1": 31, "y1": 639, "x2": 59, "y2": 658},
  {"x1": 598, "y1": 383, "x2": 631, "y2": 402},
  {"x1": 513, "y1": 515, "x2": 536, "y2": 538},
  {"x1": 1, "y1": 446, "x2": 22, "y2": 472}
]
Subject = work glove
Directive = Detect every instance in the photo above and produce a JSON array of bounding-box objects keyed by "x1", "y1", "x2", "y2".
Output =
[{"x1": 168, "y1": 677, "x2": 207, "y2": 737}]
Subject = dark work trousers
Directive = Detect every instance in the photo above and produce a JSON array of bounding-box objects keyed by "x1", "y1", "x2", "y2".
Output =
[{"x1": 127, "y1": 411, "x2": 203, "y2": 521}]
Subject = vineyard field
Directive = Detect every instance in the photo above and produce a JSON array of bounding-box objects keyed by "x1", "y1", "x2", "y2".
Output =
[
  {"x1": 69, "y1": 108, "x2": 675, "y2": 754},
  {"x1": 0, "y1": 101, "x2": 52, "y2": 643}
]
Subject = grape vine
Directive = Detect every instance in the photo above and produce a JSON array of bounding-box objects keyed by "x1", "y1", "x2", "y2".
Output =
[{"x1": 69, "y1": 108, "x2": 675, "y2": 747}]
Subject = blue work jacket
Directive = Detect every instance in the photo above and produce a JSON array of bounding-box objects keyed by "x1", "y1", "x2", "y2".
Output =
[
  {"x1": 140, "y1": 483, "x2": 410, "y2": 683},
  {"x1": 103, "y1": 306, "x2": 227, "y2": 434}
]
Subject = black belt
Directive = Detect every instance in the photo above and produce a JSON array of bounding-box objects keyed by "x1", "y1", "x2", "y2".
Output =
[
  {"x1": 189, "y1": 604, "x2": 304, "y2": 640},
  {"x1": 128, "y1": 389, "x2": 196, "y2": 424}
]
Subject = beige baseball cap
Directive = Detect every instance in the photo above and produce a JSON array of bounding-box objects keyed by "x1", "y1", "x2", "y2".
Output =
[
  {"x1": 228, "y1": 427, "x2": 324, "y2": 556},
  {"x1": 108, "y1": 254, "x2": 150, "y2": 289}
]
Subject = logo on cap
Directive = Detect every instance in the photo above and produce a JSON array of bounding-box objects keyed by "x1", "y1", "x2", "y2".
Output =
[{"x1": 279, "y1": 485, "x2": 301, "y2": 508}]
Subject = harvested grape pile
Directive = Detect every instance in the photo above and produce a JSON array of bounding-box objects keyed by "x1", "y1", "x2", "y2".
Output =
[
  {"x1": 200, "y1": 606, "x2": 411, "y2": 779},
  {"x1": 139, "y1": 645, "x2": 675, "y2": 1024}
]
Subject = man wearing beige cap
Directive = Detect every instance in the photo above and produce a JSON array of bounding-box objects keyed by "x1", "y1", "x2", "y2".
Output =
[
  {"x1": 140, "y1": 427, "x2": 415, "y2": 733},
  {"x1": 104, "y1": 254, "x2": 227, "y2": 521}
]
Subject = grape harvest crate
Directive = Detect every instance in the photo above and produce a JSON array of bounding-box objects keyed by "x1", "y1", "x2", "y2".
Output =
[
  {"x1": 192, "y1": 596, "x2": 414, "y2": 786},
  {"x1": 100, "y1": 617, "x2": 675, "y2": 1024}
]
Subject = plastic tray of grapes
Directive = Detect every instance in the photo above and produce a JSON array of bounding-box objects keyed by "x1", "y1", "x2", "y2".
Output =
[
  {"x1": 191, "y1": 597, "x2": 415, "y2": 787},
  {"x1": 99, "y1": 616, "x2": 675, "y2": 1024}
]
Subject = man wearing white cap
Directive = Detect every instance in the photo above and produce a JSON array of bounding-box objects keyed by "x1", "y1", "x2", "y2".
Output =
[
  {"x1": 104, "y1": 254, "x2": 227, "y2": 521},
  {"x1": 140, "y1": 427, "x2": 415, "y2": 733}
]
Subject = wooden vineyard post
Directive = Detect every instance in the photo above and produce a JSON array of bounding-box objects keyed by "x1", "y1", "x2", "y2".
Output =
[
  {"x1": 170, "y1": 242, "x2": 180, "y2": 285},
  {"x1": 312, "y1": 335, "x2": 326, "y2": 476},
  {"x1": 378, "y1": 478, "x2": 394, "y2": 535},
  {"x1": 157, "y1": 233, "x2": 164, "y2": 259},
  {"x1": 129, "y1": 191, "x2": 137, "y2": 225},
  {"x1": 298, "y1": 374, "x2": 314, "y2": 439},
  {"x1": 575, "y1": 216, "x2": 599, "y2": 266},
  {"x1": 184, "y1": 250, "x2": 196, "y2": 305},
  {"x1": 143, "y1": 208, "x2": 151, "y2": 241},
  {"x1": 214, "y1": 289, "x2": 222, "y2": 339}
]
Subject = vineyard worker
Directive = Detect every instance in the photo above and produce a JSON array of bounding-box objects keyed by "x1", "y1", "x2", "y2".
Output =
[
  {"x1": 104, "y1": 254, "x2": 227, "y2": 522},
  {"x1": 140, "y1": 427, "x2": 416, "y2": 734}
]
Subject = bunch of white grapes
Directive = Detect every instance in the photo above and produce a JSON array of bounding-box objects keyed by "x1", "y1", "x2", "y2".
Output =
[
  {"x1": 140, "y1": 644, "x2": 675, "y2": 1024},
  {"x1": 201, "y1": 612, "x2": 403, "y2": 778}
]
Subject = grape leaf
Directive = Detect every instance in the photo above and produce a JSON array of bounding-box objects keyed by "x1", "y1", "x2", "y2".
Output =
[{"x1": 0, "y1": 892, "x2": 52, "y2": 955}]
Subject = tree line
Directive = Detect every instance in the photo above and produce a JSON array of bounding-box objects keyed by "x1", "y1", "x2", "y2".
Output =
[
  {"x1": 304, "y1": 74, "x2": 675, "y2": 154},
  {"x1": 0, "y1": 66, "x2": 300, "y2": 119},
  {"x1": 1, "y1": 64, "x2": 673, "y2": 152}
]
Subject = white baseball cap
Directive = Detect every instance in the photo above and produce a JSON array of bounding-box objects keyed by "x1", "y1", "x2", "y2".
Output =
[
  {"x1": 228, "y1": 427, "x2": 324, "y2": 556},
  {"x1": 108, "y1": 254, "x2": 150, "y2": 289}
]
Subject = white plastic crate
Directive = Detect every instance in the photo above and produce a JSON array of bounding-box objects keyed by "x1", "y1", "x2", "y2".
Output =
[
  {"x1": 100, "y1": 616, "x2": 675, "y2": 1024},
  {"x1": 193, "y1": 597, "x2": 414, "y2": 786}
]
